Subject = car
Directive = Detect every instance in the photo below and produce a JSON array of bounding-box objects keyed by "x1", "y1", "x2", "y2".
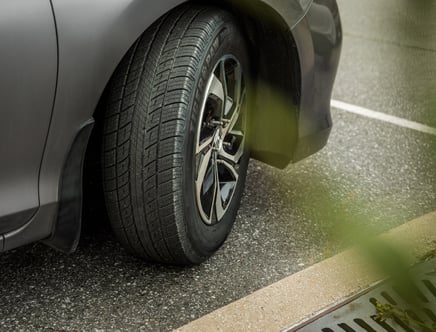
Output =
[{"x1": 0, "y1": 0, "x2": 341, "y2": 265}]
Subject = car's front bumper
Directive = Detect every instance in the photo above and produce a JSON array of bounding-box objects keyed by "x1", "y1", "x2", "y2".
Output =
[{"x1": 292, "y1": 0, "x2": 342, "y2": 161}]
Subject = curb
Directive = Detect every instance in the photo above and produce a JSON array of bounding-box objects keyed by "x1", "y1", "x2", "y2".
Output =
[{"x1": 175, "y1": 211, "x2": 436, "y2": 331}]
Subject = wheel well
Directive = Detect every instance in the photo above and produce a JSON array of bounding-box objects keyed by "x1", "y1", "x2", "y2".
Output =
[
  {"x1": 221, "y1": 0, "x2": 302, "y2": 104},
  {"x1": 91, "y1": 0, "x2": 302, "y2": 116}
]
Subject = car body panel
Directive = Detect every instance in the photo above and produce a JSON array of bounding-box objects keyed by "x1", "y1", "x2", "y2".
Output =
[
  {"x1": 0, "y1": 1, "x2": 58, "y2": 233},
  {"x1": 259, "y1": 0, "x2": 312, "y2": 28},
  {"x1": 0, "y1": 0, "x2": 341, "y2": 252},
  {"x1": 39, "y1": 0, "x2": 191, "y2": 209}
]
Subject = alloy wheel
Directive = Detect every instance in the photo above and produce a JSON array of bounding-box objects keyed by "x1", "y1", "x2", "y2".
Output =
[{"x1": 195, "y1": 55, "x2": 247, "y2": 225}]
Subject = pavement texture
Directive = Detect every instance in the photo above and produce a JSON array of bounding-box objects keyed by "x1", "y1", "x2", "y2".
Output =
[
  {"x1": 176, "y1": 212, "x2": 436, "y2": 332},
  {"x1": 335, "y1": 0, "x2": 436, "y2": 127},
  {"x1": 1, "y1": 0, "x2": 435, "y2": 331}
]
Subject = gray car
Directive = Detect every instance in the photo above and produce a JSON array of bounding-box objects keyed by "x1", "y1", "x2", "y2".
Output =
[{"x1": 0, "y1": 0, "x2": 341, "y2": 265}]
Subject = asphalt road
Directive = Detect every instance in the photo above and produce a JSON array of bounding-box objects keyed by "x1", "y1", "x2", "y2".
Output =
[{"x1": 1, "y1": 0, "x2": 435, "y2": 330}]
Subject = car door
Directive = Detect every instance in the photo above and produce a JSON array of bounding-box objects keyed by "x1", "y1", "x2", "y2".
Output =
[{"x1": 0, "y1": 1, "x2": 58, "y2": 234}]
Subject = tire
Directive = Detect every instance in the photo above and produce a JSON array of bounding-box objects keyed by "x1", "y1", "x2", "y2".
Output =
[{"x1": 101, "y1": 5, "x2": 250, "y2": 265}]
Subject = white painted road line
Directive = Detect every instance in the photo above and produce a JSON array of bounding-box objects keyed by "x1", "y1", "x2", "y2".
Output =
[{"x1": 331, "y1": 99, "x2": 436, "y2": 136}]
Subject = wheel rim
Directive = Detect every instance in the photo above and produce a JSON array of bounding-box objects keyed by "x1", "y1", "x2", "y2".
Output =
[{"x1": 194, "y1": 55, "x2": 247, "y2": 226}]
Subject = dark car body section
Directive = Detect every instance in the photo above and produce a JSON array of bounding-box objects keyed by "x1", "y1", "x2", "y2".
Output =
[
  {"x1": 0, "y1": 0, "x2": 341, "y2": 253},
  {"x1": 293, "y1": 1, "x2": 342, "y2": 160}
]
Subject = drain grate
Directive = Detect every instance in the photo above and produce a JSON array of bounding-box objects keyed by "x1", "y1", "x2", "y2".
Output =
[{"x1": 286, "y1": 258, "x2": 436, "y2": 332}]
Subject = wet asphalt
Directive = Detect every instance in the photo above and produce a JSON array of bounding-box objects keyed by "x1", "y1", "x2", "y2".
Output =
[{"x1": 1, "y1": 0, "x2": 435, "y2": 330}]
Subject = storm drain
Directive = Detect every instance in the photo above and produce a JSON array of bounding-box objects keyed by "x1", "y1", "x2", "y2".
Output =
[{"x1": 286, "y1": 258, "x2": 436, "y2": 332}]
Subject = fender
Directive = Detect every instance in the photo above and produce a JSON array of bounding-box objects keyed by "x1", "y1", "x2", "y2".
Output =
[
  {"x1": 39, "y1": 0, "x2": 190, "y2": 209},
  {"x1": 254, "y1": 0, "x2": 313, "y2": 28}
]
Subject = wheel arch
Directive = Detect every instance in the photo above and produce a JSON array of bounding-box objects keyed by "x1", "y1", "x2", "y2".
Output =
[{"x1": 87, "y1": 0, "x2": 304, "y2": 170}]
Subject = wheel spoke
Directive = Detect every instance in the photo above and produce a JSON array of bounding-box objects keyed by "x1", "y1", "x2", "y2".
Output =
[
  {"x1": 196, "y1": 133, "x2": 214, "y2": 154},
  {"x1": 196, "y1": 148, "x2": 213, "y2": 197},
  {"x1": 220, "y1": 60, "x2": 229, "y2": 101},
  {"x1": 235, "y1": 63, "x2": 243, "y2": 106},
  {"x1": 223, "y1": 88, "x2": 245, "y2": 137},
  {"x1": 219, "y1": 159, "x2": 239, "y2": 182},
  {"x1": 195, "y1": 148, "x2": 217, "y2": 223},
  {"x1": 215, "y1": 160, "x2": 239, "y2": 220},
  {"x1": 208, "y1": 163, "x2": 219, "y2": 223},
  {"x1": 219, "y1": 137, "x2": 245, "y2": 164},
  {"x1": 223, "y1": 105, "x2": 241, "y2": 137},
  {"x1": 229, "y1": 129, "x2": 244, "y2": 137},
  {"x1": 208, "y1": 73, "x2": 225, "y2": 103},
  {"x1": 214, "y1": 163, "x2": 225, "y2": 220},
  {"x1": 238, "y1": 84, "x2": 246, "y2": 108},
  {"x1": 224, "y1": 96, "x2": 234, "y2": 116}
]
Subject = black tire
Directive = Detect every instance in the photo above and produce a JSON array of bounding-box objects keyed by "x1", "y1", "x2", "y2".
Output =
[{"x1": 101, "y1": 5, "x2": 250, "y2": 265}]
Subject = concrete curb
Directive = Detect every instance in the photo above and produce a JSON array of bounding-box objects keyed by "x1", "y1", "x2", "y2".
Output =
[{"x1": 175, "y1": 211, "x2": 436, "y2": 331}]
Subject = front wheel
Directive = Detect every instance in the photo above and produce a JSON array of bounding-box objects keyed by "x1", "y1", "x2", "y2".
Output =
[{"x1": 101, "y1": 5, "x2": 250, "y2": 265}]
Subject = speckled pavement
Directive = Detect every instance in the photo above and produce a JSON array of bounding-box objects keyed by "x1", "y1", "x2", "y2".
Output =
[{"x1": 176, "y1": 211, "x2": 436, "y2": 332}]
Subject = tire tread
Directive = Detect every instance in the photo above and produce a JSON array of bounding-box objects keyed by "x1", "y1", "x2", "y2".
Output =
[{"x1": 102, "y1": 5, "x2": 237, "y2": 264}]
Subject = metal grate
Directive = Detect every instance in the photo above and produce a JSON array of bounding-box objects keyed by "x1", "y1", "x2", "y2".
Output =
[{"x1": 286, "y1": 258, "x2": 436, "y2": 332}]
